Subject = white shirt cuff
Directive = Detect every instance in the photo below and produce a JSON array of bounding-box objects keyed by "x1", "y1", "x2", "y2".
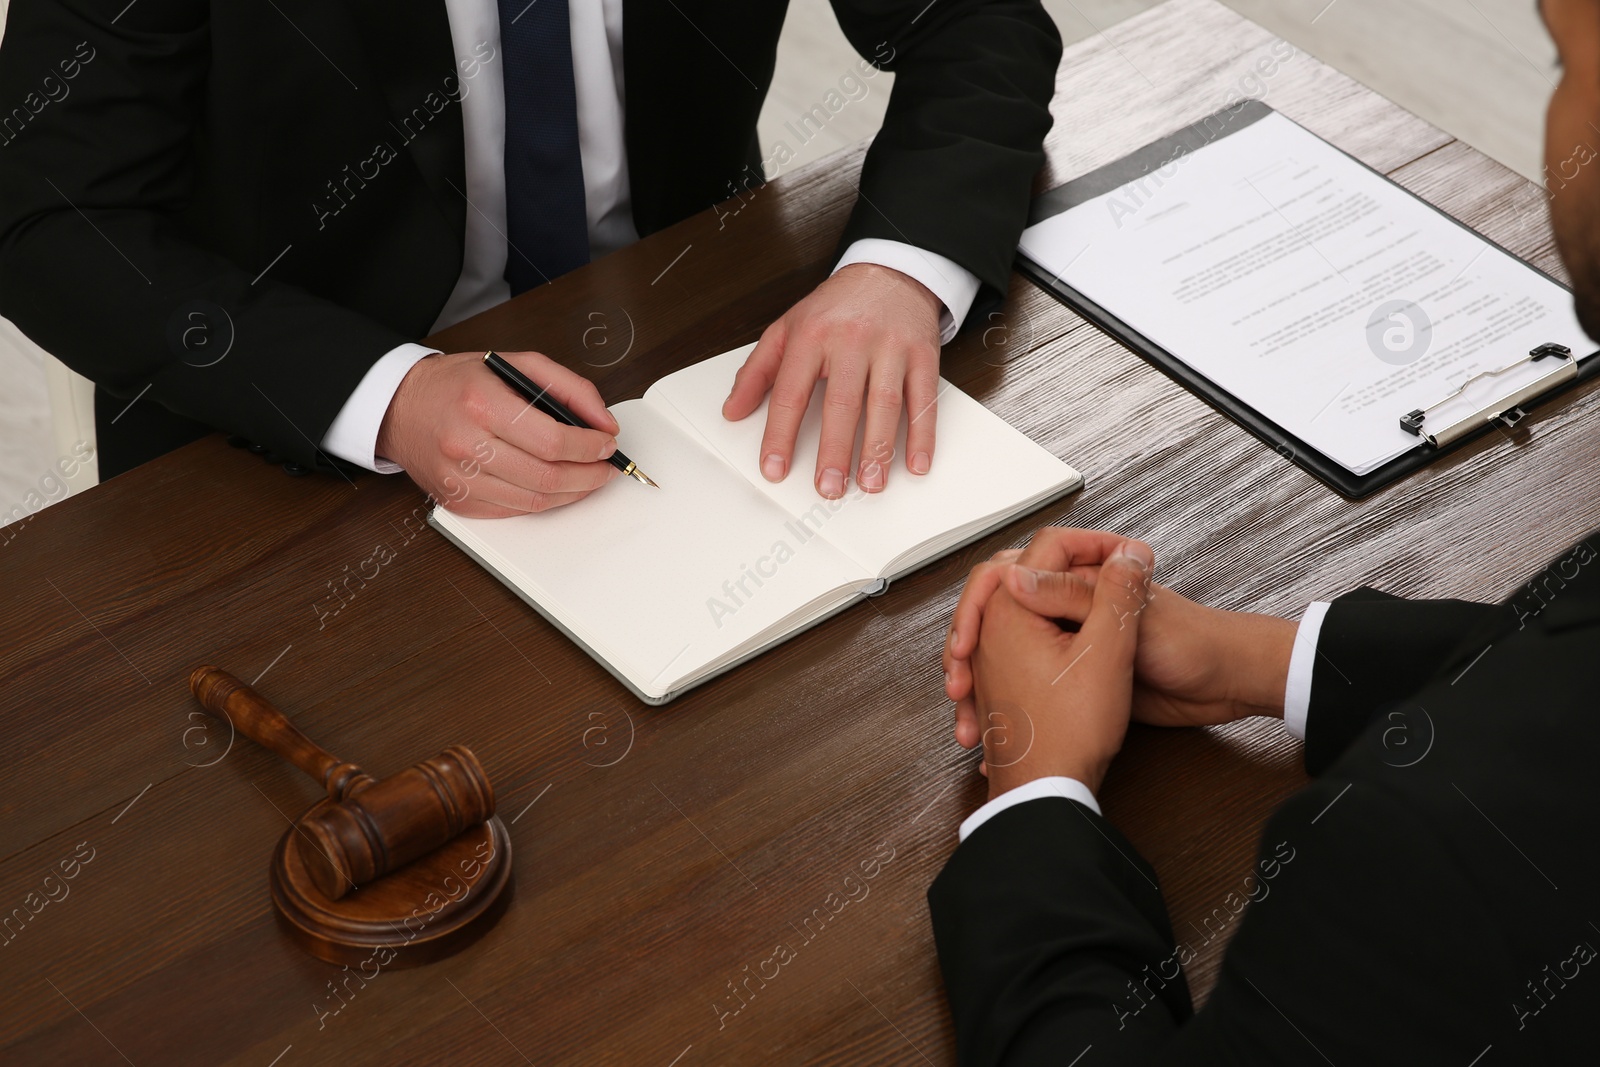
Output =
[
  {"x1": 320, "y1": 343, "x2": 437, "y2": 473},
  {"x1": 833, "y1": 238, "x2": 981, "y2": 346},
  {"x1": 958, "y1": 776, "x2": 1102, "y2": 842},
  {"x1": 1283, "y1": 601, "x2": 1331, "y2": 741}
]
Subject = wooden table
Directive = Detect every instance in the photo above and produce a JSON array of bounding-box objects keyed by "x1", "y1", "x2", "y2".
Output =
[{"x1": 4, "y1": 1, "x2": 1594, "y2": 1062}]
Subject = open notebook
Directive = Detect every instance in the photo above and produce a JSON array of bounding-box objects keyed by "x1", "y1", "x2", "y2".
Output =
[{"x1": 430, "y1": 344, "x2": 1082, "y2": 703}]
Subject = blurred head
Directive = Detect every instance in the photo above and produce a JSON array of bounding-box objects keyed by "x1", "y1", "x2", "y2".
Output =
[{"x1": 1542, "y1": 0, "x2": 1600, "y2": 337}]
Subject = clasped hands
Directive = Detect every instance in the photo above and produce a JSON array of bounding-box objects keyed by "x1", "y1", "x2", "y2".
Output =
[{"x1": 942, "y1": 529, "x2": 1298, "y2": 799}]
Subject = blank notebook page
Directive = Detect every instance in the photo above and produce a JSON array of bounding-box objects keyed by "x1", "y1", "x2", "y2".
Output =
[
  {"x1": 649, "y1": 345, "x2": 1079, "y2": 576},
  {"x1": 433, "y1": 399, "x2": 867, "y2": 696}
]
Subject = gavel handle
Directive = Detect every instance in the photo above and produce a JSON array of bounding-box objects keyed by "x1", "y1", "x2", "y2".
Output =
[{"x1": 189, "y1": 666, "x2": 375, "y2": 800}]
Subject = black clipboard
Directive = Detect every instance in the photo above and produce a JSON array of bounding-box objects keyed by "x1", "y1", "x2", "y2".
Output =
[{"x1": 1017, "y1": 99, "x2": 1600, "y2": 499}]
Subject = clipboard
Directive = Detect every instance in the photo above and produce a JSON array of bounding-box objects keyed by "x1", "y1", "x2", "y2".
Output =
[{"x1": 1017, "y1": 99, "x2": 1600, "y2": 499}]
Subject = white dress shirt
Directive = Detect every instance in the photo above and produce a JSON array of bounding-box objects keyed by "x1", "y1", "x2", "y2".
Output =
[
  {"x1": 959, "y1": 602, "x2": 1333, "y2": 840},
  {"x1": 322, "y1": 0, "x2": 980, "y2": 472},
  {"x1": 1281, "y1": 600, "x2": 1330, "y2": 741}
]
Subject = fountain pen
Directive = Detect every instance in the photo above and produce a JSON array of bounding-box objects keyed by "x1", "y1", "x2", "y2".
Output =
[{"x1": 482, "y1": 351, "x2": 659, "y2": 488}]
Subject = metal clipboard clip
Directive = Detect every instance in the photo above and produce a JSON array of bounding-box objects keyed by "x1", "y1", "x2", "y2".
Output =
[{"x1": 1399, "y1": 343, "x2": 1577, "y2": 447}]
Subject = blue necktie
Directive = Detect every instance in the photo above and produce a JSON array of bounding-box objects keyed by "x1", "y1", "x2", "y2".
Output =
[{"x1": 498, "y1": 0, "x2": 589, "y2": 294}]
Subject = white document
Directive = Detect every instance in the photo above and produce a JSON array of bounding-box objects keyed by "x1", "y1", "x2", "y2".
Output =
[{"x1": 1020, "y1": 110, "x2": 1590, "y2": 475}]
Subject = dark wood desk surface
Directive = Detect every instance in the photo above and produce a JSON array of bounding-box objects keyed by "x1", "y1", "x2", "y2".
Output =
[{"x1": 4, "y1": 1, "x2": 1596, "y2": 1062}]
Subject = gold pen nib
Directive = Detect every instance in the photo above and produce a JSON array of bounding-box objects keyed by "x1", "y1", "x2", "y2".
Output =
[{"x1": 622, "y1": 462, "x2": 660, "y2": 488}]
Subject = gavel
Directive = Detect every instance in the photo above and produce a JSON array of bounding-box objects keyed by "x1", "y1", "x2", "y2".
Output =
[{"x1": 189, "y1": 666, "x2": 495, "y2": 901}]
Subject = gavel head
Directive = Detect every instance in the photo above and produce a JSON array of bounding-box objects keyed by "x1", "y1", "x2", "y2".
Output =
[{"x1": 295, "y1": 745, "x2": 495, "y2": 900}]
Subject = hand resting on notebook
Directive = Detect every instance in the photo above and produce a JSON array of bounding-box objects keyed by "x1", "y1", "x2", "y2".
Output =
[{"x1": 721, "y1": 262, "x2": 943, "y2": 501}]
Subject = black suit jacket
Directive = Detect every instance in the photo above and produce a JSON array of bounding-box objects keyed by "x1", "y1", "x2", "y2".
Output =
[
  {"x1": 0, "y1": 0, "x2": 1060, "y2": 478},
  {"x1": 928, "y1": 535, "x2": 1600, "y2": 1064}
]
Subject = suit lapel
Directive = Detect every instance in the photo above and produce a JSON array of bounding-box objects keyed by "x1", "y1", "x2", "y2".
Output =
[{"x1": 343, "y1": 0, "x2": 467, "y2": 237}]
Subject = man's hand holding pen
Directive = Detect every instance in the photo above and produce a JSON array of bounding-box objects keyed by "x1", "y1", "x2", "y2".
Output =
[
  {"x1": 378, "y1": 258, "x2": 944, "y2": 517},
  {"x1": 376, "y1": 350, "x2": 621, "y2": 517}
]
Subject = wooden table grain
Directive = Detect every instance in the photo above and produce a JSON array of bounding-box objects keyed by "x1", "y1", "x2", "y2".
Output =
[{"x1": 3, "y1": 1, "x2": 1594, "y2": 1063}]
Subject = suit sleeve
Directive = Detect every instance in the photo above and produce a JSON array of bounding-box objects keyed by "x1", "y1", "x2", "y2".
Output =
[
  {"x1": 1303, "y1": 588, "x2": 1494, "y2": 774},
  {"x1": 928, "y1": 786, "x2": 1532, "y2": 1065},
  {"x1": 928, "y1": 798, "x2": 1193, "y2": 1067},
  {"x1": 827, "y1": 0, "x2": 1061, "y2": 313},
  {"x1": 0, "y1": 0, "x2": 410, "y2": 472}
]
